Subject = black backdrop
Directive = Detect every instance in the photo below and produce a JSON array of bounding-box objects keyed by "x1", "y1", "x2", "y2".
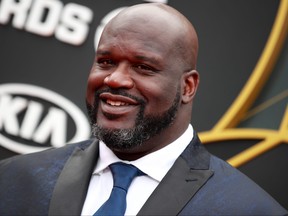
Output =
[{"x1": 1, "y1": 0, "x2": 287, "y2": 209}]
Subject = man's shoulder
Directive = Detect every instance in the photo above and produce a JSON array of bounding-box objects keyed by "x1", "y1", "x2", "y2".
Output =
[
  {"x1": 193, "y1": 154, "x2": 287, "y2": 214},
  {"x1": 207, "y1": 155, "x2": 270, "y2": 196},
  {"x1": 0, "y1": 139, "x2": 98, "y2": 215},
  {"x1": 0, "y1": 139, "x2": 96, "y2": 172}
]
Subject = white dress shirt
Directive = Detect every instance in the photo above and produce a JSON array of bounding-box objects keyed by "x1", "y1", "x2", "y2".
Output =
[{"x1": 81, "y1": 124, "x2": 194, "y2": 216}]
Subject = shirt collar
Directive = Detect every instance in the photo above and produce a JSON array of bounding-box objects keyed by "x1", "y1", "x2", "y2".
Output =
[{"x1": 93, "y1": 124, "x2": 194, "y2": 182}]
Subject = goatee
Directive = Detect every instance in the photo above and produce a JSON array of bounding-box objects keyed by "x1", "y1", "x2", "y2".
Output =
[{"x1": 86, "y1": 88, "x2": 180, "y2": 151}]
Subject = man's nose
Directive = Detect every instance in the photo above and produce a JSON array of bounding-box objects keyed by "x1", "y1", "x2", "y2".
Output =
[{"x1": 103, "y1": 64, "x2": 134, "y2": 89}]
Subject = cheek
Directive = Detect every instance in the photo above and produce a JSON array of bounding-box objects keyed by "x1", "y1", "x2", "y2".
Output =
[
  {"x1": 139, "y1": 80, "x2": 179, "y2": 114},
  {"x1": 86, "y1": 72, "x2": 105, "y2": 105}
]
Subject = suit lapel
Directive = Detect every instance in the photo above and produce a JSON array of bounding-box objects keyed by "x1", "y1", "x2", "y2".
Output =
[
  {"x1": 48, "y1": 140, "x2": 99, "y2": 215},
  {"x1": 138, "y1": 134, "x2": 214, "y2": 215}
]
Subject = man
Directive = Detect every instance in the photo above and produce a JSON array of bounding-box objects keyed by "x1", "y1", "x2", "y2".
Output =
[{"x1": 0, "y1": 3, "x2": 287, "y2": 215}]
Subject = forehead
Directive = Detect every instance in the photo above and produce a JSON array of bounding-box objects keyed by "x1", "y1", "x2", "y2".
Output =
[
  {"x1": 97, "y1": 20, "x2": 175, "y2": 63},
  {"x1": 97, "y1": 42, "x2": 165, "y2": 72}
]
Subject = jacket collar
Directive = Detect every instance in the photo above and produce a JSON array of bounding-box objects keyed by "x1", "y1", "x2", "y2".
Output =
[
  {"x1": 48, "y1": 139, "x2": 99, "y2": 215},
  {"x1": 137, "y1": 133, "x2": 214, "y2": 215},
  {"x1": 48, "y1": 132, "x2": 213, "y2": 216}
]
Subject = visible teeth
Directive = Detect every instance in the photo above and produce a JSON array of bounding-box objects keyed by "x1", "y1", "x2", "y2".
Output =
[{"x1": 106, "y1": 99, "x2": 128, "y2": 106}]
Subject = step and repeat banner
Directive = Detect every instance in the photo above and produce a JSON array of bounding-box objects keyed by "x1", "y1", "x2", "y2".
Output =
[{"x1": 0, "y1": 0, "x2": 287, "y2": 208}]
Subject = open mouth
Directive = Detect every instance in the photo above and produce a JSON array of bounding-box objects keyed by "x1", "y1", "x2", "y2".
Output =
[
  {"x1": 106, "y1": 99, "x2": 129, "y2": 106},
  {"x1": 100, "y1": 92, "x2": 139, "y2": 107},
  {"x1": 98, "y1": 92, "x2": 141, "y2": 118}
]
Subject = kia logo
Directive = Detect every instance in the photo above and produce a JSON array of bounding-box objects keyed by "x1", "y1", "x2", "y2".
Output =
[{"x1": 0, "y1": 83, "x2": 91, "y2": 154}]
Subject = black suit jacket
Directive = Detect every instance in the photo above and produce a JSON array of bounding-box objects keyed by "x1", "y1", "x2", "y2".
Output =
[{"x1": 0, "y1": 134, "x2": 287, "y2": 215}]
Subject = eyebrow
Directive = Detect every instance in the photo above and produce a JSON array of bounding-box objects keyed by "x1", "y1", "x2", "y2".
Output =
[
  {"x1": 96, "y1": 50, "x2": 163, "y2": 67},
  {"x1": 96, "y1": 50, "x2": 111, "y2": 56},
  {"x1": 135, "y1": 55, "x2": 161, "y2": 65}
]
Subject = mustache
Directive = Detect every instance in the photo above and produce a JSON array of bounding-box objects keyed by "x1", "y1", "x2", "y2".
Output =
[
  {"x1": 94, "y1": 88, "x2": 146, "y2": 105},
  {"x1": 86, "y1": 87, "x2": 146, "y2": 126}
]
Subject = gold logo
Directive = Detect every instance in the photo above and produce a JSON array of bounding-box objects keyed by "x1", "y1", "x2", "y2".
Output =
[{"x1": 199, "y1": 0, "x2": 288, "y2": 167}]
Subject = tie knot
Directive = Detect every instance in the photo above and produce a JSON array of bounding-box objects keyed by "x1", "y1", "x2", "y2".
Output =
[{"x1": 109, "y1": 162, "x2": 143, "y2": 191}]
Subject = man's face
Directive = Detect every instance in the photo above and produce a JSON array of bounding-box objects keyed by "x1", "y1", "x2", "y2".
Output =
[{"x1": 86, "y1": 17, "x2": 185, "y2": 152}]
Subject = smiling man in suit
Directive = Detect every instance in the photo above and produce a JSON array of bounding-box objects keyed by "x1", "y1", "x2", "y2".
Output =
[{"x1": 0, "y1": 3, "x2": 287, "y2": 216}]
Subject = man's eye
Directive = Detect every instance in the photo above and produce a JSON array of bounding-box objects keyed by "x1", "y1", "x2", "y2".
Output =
[
  {"x1": 134, "y1": 64, "x2": 155, "y2": 72},
  {"x1": 97, "y1": 59, "x2": 115, "y2": 67},
  {"x1": 136, "y1": 65, "x2": 150, "y2": 70}
]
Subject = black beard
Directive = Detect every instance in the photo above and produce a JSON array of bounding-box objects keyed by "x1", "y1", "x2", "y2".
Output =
[{"x1": 86, "y1": 87, "x2": 180, "y2": 151}]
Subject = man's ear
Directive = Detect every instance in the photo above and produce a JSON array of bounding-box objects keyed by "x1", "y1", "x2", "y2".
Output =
[{"x1": 182, "y1": 70, "x2": 199, "y2": 104}]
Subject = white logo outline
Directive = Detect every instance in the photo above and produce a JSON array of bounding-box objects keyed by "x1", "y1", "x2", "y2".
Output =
[{"x1": 0, "y1": 83, "x2": 91, "y2": 154}]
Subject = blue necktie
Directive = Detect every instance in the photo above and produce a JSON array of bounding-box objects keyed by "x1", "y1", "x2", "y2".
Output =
[{"x1": 93, "y1": 162, "x2": 144, "y2": 216}]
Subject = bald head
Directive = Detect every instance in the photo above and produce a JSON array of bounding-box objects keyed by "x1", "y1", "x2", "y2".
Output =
[{"x1": 100, "y1": 3, "x2": 199, "y2": 70}]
